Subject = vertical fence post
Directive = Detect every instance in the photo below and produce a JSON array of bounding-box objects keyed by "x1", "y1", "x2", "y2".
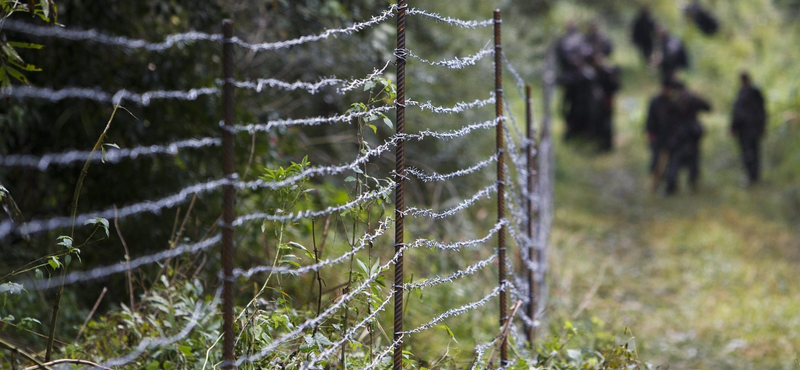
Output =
[
  {"x1": 221, "y1": 19, "x2": 236, "y2": 370},
  {"x1": 393, "y1": 1, "x2": 407, "y2": 370},
  {"x1": 493, "y1": 9, "x2": 508, "y2": 367},
  {"x1": 525, "y1": 83, "x2": 538, "y2": 346}
]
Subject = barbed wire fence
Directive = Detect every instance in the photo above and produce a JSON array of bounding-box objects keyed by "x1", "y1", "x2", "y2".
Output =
[{"x1": 0, "y1": 3, "x2": 556, "y2": 369}]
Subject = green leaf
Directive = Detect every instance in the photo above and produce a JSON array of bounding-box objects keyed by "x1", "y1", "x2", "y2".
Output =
[
  {"x1": 438, "y1": 324, "x2": 458, "y2": 343},
  {"x1": 64, "y1": 254, "x2": 72, "y2": 267},
  {"x1": 48, "y1": 257, "x2": 60, "y2": 270},
  {"x1": 344, "y1": 176, "x2": 356, "y2": 183},
  {"x1": 1, "y1": 44, "x2": 25, "y2": 64},
  {"x1": 5, "y1": 66, "x2": 29, "y2": 85},
  {"x1": 383, "y1": 117, "x2": 394, "y2": 129},
  {"x1": 178, "y1": 345, "x2": 192, "y2": 356},
  {"x1": 34, "y1": 269, "x2": 43, "y2": 280},
  {"x1": 6, "y1": 42, "x2": 44, "y2": 50},
  {"x1": 356, "y1": 258, "x2": 369, "y2": 274},
  {"x1": 40, "y1": 0, "x2": 49, "y2": 20},
  {"x1": 8, "y1": 60, "x2": 42, "y2": 72},
  {"x1": 367, "y1": 124, "x2": 377, "y2": 134}
]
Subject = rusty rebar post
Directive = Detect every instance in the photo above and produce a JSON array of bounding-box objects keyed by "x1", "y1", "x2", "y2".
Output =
[
  {"x1": 493, "y1": 9, "x2": 508, "y2": 367},
  {"x1": 525, "y1": 83, "x2": 539, "y2": 347},
  {"x1": 393, "y1": 1, "x2": 407, "y2": 370},
  {"x1": 221, "y1": 19, "x2": 236, "y2": 370}
]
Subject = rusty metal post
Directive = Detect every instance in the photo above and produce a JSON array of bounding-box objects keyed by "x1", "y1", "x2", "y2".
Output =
[
  {"x1": 525, "y1": 83, "x2": 539, "y2": 347},
  {"x1": 493, "y1": 9, "x2": 508, "y2": 367},
  {"x1": 221, "y1": 19, "x2": 236, "y2": 370},
  {"x1": 393, "y1": 1, "x2": 407, "y2": 370}
]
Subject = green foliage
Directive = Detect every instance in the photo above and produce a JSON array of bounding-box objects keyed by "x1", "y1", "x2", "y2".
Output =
[{"x1": 0, "y1": 0, "x2": 54, "y2": 89}]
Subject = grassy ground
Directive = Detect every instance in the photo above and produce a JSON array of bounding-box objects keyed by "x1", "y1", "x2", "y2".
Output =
[{"x1": 546, "y1": 63, "x2": 800, "y2": 369}]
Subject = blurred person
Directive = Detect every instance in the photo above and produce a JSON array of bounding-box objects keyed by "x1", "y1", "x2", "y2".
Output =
[
  {"x1": 585, "y1": 19, "x2": 613, "y2": 57},
  {"x1": 555, "y1": 21, "x2": 586, "y2": 76},
  {"x1": 664, "y1": 82, "x2": 711, "y2": 195},
  {"x1": 657, "y1": 27, "x2": 689, "y2": 85},
  {"x1": 645, "y1": 80, "x2": 680, "y2": 190},
  {"x1": 731, "y1": 71, "x2": 767, "y2": 185},
  {"x1": 685, "y1": 0, "x2": 719, "y2": 35},
  {"x1": 631, "y1": 7, "x2": 656, "y2": 62},
  {"x1": 589, "y1": 53, "x2": 620, "y2": 152},
  {"x1": 556, "y1": 21, "x2": 595, "y2": 141}
]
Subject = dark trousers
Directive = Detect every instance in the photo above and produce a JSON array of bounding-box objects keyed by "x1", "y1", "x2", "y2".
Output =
[
  {"x1": 665, "y1": 140, "x2": 700, "y2": 194},
  {"x1": 649, "y1": 141, "x2": 663, "y2": 173},
  {"x1": 738, "y1": 135, "x2": 761, "y2": 182}
]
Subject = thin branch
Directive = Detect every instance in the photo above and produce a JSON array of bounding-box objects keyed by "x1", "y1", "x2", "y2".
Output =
[
  {"x1": 113, "y1": 206, "x2": 135, "y2": 310},
  {"x1": 74, "y1": 286, "x2": 107, "y2": 342},
  {"x1": 488, "y1": 300, "x2": 522, "y2": 369},
  {"x1": 21, "y1": 358, "x2": 111, "y2": 370}
]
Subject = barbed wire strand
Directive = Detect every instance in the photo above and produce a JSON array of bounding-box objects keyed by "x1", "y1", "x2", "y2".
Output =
[
  {"x1": 362, "y1": 337, "x2": 403, "y2": 370},
  {"x1": 404, "y1": 117, "x2": 499, "y2": 142},
  {"x1": 0, "y1": 178, "x2": 229, "y2": 240},
  {"x1": 233, "y1": 6, "x2": 396, "y2": 52},
  {"x1": 401, "y1": 282, "x2": 507, "y2": 335},
  {"x1": 407, "y1": 43, "x2": 493, "y2": 70},
  {"x1": 406, "y1": 153, "x2": 497, "y2": 182},
  {"x1": 17, "y1": 235, "x2": 221, "y2": 291},
  {"x1": 409, "y1": 219, "x2": 506, "y2": 251},
  {"x1": 0, "y1": 137, "x2": 221, "y2": 171},
  {"x1": 5, "y1": 85, "x2": 218, "y2": 106},
  {"x1": 229, "y1": 105, "x2": 394, "y2": 133},
  {"x1": 2, "y1": 19, "x2": 221, "y2": 51},
  {"x1": 232, "y1": 217, "x2": 392, "y2": 278},
  {"x1": 406, "y1": 94, "x2": 494, "y2": 114},
  {"x1": 404, "y1": 254, "x2": 496, "y2": 291},
  {"x1": 223, "y1": 59, "x2": 393, "y2": 95},
  {"x1": 403, "y1": 183, "x2": 496, "y2": 219},
  {"x1": 233, "y1": 181, "x2": 394, "y2": 225},
  {"x1": 406, "y1": 7, "x2": 493, "y2": 28},
  {"x1": 469, "y1": 338, "x2": 499, "y2": 370}
]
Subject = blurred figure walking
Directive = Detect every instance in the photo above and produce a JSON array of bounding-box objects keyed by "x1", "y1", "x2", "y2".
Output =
[
  {"x1": 664, "y1": 82, "x2": 711, "y2": 195},
  {"x1": 657, "y1": 28, "x2": 689, "y2": 85},
  {"x1": 685, "y1": 0, "x2": 719, "y2": 36},
  {"x1": 631, "y1": 6, "x2": 656, "y2": 63},
  {"x1": 731, "y1": 71, "x2": 767, "y2": 185},
  {"x1": 645, "y1": 80, "x2": 679, "y2": 190}
]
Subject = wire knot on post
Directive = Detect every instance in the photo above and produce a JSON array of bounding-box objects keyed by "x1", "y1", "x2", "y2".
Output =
[{"x1": 393, "y1": 48, "x2": 408, "y2": 63}]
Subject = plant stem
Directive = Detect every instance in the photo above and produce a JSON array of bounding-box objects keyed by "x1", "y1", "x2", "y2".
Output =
[{"x1": 47, "y1": 105, "x2": 125, "y2": 361}]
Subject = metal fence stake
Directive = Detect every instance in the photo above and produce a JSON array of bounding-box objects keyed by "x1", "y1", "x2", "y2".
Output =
[
  {"x1": 493, "y1": 9, "x2": 508, "y2": 367},
  {"x1": 393, "y1": 1, "x2": 407, "y2": 370},
  {"x1": 525, "y1": 83, "x2": 539, "y2": 347},
  {"x1": 221, "y1": 19, "x2": 236, "y2": 370}
]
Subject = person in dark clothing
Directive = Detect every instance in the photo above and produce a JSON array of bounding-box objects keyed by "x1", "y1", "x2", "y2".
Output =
[
  {"x1": 559, "y1": 64, "x2": 596, "y2": 141},
  {"x1": 658, "y1": 28, "x2": 690, "y2": 85},
  {"x1": 631, "y1": 7, "x2": 657, "y2": 62},
  {"x1": 585, "y1": 20, "x2": 613, "y2": 57},
  {"x1": 645, "y1": 80, "x2": 678, "y2": 175},
  {"x1": 590, "y1": 53, "x2": 620, "y2": 152},
  {"x1": 664, "y1": 83, "x2": 711, "y2": 195},
  {"x1": 685, "y1": 0, "x2": 719, "y2": 35},
  {"x1": 731, "y1": 71, "x2": 767, "y2": 185},
  {"x1": 556, "y1": 21, "x2": 595, "y2": 141},
  {"x1": 555, "y1": 21, "x2": 586, "y2": 75}
]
